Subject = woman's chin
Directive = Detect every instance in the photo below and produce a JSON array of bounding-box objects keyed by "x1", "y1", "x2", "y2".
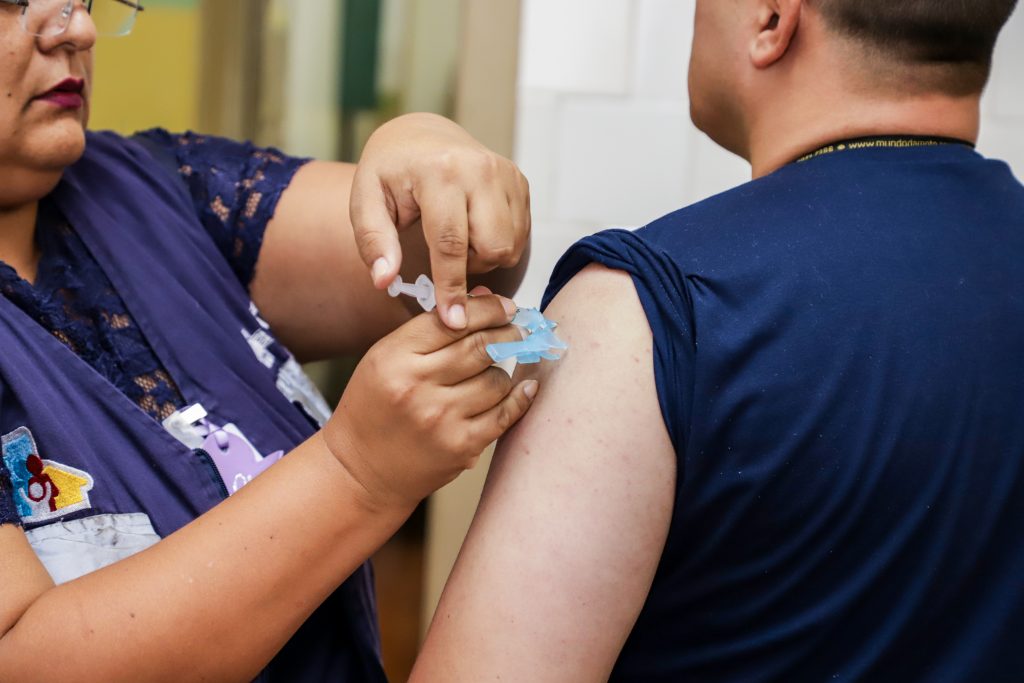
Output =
[{"x1": 26, "y1": 120, "x2": 88, "y2": 170}]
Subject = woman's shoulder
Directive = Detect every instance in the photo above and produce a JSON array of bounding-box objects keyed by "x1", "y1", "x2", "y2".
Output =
[
  {"x1": 75, "y1": 129, "x2": 174, "y2": 176},
  {"x1": 83, "y1": 128, "x2": 146, "y2": 154}
]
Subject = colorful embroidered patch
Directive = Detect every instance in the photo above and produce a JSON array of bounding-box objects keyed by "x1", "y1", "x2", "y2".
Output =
[{"x1": 1, "y1": 427, "x2": 95, "y2": 524}]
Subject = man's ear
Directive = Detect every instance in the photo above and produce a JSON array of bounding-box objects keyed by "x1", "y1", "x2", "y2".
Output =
[{"x1": 750, "y1": 0, "x2": 802, "y2": 69}]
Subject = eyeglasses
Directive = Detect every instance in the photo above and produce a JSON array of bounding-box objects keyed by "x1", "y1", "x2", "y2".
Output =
[{"x1": 0, "y1": 0, "x2": 145, "y2": 38}]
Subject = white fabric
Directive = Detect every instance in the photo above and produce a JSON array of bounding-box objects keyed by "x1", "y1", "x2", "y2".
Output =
[{"x1": 25, "y1": 512, "x2": 161, "y2": 585}]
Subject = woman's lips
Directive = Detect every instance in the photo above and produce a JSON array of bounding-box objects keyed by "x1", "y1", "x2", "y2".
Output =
[
  {"x1": 36, "y1": 78, "x2": 86, "y2": 110},
  {"x1": 38, "y1": 91, "x2": 85, "y2": 108}
]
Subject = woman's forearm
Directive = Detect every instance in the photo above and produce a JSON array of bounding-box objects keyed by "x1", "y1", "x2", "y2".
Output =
[
  {"x1": 0, "y1": 432, "x2": 412, "y2": 683},
  {"x1": 0, "y1": 292, "x2": 535, "y2": 682}
]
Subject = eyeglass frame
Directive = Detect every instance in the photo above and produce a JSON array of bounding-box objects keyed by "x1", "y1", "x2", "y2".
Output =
[{"x1": 0, "y1": 0, "x2": 146, "y2": 37}]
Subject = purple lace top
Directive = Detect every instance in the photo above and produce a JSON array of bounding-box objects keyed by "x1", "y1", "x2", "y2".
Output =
[{"x1": 0, "y1": 130, "x2": 310, "y2": 422}]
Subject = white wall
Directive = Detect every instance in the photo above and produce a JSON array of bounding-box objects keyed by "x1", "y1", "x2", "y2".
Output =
[
  {"x1": 514, "y1": 0, "x2": 1024, "y2": 307},
  {"x1": 980, "y1": 4, "x2": 1024, "y2": 165}
]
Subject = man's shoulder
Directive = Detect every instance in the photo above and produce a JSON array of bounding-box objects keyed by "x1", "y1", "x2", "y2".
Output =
[
  {"x1": 538, "y1": 176, "x2": 788, "y2": 320},
  {"x1": 637, "y1": 165, "x2": 813, "y2": 247}
]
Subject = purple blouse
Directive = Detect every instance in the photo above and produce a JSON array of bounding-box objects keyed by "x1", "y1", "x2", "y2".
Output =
[{"x1": 0, "y1": 130, "x2": 310, "y2": 422}]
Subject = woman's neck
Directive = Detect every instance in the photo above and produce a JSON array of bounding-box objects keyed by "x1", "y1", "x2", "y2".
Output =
[{"x1": 0, "y1": 202, "x2": 42, "y2": 284}]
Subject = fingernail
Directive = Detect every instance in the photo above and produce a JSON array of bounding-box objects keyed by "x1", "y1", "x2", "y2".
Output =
[
  {"x1": 371, "y1": 257, "x2": 389, "y2": 284},
  {"x1": 498, "y1": 296, "x2": 517, "y2": 319},
  {"x1": 523, "y1": 380, "x2": 539, "y2": 399},
  {"x1": 448, "y1": 304, "x2": 467, "y2": 329}
]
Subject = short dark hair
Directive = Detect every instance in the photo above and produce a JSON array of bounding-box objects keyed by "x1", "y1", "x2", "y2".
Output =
[{"x1": 812, "y1": 0, "x2": 1019, "y2": 93}]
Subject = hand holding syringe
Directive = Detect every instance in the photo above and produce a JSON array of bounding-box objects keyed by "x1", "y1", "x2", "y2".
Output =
[{"x1": 388, "y1": 274, "x2": 568, "y2": 364}]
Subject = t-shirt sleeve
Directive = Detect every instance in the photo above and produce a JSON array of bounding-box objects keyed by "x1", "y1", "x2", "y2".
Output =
[
  {"x1": 542, "y1": 228, "x2": 697, "y2": 455},
  {"x1": 130, "y1": 128, "x2": 312, "y2": 289}
]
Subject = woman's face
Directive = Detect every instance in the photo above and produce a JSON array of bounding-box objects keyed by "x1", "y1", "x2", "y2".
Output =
[{"x1": 0, "y1": 1, "x2": 95, "y2": 186}]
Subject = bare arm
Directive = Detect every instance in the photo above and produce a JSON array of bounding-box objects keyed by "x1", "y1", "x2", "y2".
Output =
[
  {"x1": 411, "y1": 264, "x2": 677, "y2": 682},
  {"x1": 0, "y1": 434, "x2": 406, "y2": 683},
  {"x1": 252, "y1": 113, "x2": 530, "y2": 360},
  {"x1": 250, "y1": 160, "x2": 408, "y2": 361},
  {"x1": 0, "y1": 295, "x2": 537, "y2": 683}
]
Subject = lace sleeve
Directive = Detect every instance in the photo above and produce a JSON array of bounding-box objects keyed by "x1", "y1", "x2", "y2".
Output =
[{"x1": 132, "y1": 128, "x2": 312, "y2": 289}]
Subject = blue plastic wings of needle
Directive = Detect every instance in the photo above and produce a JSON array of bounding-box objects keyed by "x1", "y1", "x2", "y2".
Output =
[{"x1": 487, "y1": 309, "x2": 569, "y2": 364}]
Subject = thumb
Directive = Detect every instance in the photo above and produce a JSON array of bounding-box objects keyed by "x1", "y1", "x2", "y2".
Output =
[{"x1": 350, "y1": 172, "x2": 404, "y2": 289}]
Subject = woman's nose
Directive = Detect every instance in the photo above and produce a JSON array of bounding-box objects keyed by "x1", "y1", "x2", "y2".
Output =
[{"x1": 37, "y1": 1, "x2": 97, "y2": 53}]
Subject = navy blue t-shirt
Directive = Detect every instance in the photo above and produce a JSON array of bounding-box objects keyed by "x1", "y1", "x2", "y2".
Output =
[{"x1": 544, "y1": 144, "x2": 1024, "y2": 682}]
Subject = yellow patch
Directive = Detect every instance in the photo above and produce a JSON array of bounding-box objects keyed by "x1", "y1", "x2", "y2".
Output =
[{"x1": 44, "y1": 466, "x2": 92, "y2": 510}]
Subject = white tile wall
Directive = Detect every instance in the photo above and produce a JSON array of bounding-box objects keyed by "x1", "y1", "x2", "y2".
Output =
[
  {"x1": 518, "y1": 222, "x2": 594, "y2": 306},
  {"x1": 519, "y1": 0, "x2": 634, "y2": 96},
  {"x1": 979, "y1": 6, "x2": 1024, "y2": 182},
  {"x1": 686, "y1": 131, "x2": 752, "y2": 203},
  {"x1": 514, "y1": 0, "x2": 745, "y2": 304},
  {"x1": 514, "y1": 89, "x2": 561, "y2": 220},
  {"x1": 553, "y1": 99, "x2": 692, "y2": 227},
  {"x1": 514, "y1": 0, "x2": 1024, "y2": 307},
  {"x1": 983, "y1": 7, "x2": 1024, "y2": 122},
  {"x1": 632, "y1": 0, "x2": 693, "y2": 102}
]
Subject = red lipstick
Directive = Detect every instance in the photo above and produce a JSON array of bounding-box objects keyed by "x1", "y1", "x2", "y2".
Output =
[{"x1": 36, "y1": 78, "x2": 85, "y2": 109}]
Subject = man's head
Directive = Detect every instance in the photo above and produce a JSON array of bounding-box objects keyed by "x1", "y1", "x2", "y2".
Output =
[
  {"x1": 689, "y1": 0, "x2": 1019, "y2": 161},
  {"x1": 812, "y1": 0, "x2": 1018, "y2": 94}
]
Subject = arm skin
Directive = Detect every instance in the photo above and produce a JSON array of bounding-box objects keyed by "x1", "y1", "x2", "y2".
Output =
[
  {"x1": 252, "y1": 114, "x2": 530, "y2": 362},
  {"x1": 411, "y1": 264, "x2": 678, "y2": 682},
  {"x1": 0, "y1": 434, "x2": 409, "y2": 683},
  {"x1": 0, "y1": 295, "x2": 537, "y2": 683},
  {"x1": 250, "y1": 160, "x2": 409, "y2": 362}
]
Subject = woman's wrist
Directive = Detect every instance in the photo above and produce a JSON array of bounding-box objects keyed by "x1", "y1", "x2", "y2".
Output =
[{"x1": 313, "y1": 426, "x2": 414, "y2": 520}]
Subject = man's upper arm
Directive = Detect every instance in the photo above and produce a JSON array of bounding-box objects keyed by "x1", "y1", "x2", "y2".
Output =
[{"x1": 412, "y1": 264, "x2": 677, "y2": 682}]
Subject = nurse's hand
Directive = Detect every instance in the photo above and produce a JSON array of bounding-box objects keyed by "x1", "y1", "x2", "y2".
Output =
[
  {"x1": 350, "y1": 113, "x2": 531, "y2": 331},
  {"x1": 323, "y1": 290, "x2": 538, "y2": 511}
]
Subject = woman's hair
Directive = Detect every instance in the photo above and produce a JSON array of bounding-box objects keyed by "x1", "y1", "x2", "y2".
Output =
[{"x1": 811, "y1": 0, "x2": 1019, "y2": 93}]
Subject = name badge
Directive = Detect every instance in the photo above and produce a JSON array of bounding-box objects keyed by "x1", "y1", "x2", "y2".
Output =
[{"x1": 202, "y1": 426, "x2": 284, "y2": 495}]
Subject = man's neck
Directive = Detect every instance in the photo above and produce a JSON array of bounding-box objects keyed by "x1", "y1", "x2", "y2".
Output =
[
  {"x1": 0, "y1": 202, "x2": 42, "y2": 284},
  {"x1": 746, "y1": 89, "x2": 982, "y2": 179}
]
